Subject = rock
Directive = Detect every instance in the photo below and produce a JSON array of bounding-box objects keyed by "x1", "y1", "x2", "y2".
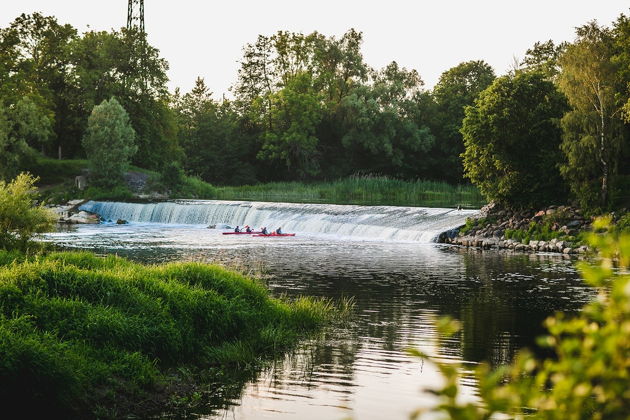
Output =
[
  {"x1": 529, "y1": 240, "x2": 539, "y2": 248},
  {"x1": 116, "y1": 219, "x2": 128, "y2": 225},
  {"x1": 566, "y1": 220, "x2": 581, "y2": 228},
  {"x1": 533, "y1": 210, "x2": 546, "y2": 219},
  {"x1": 65, "y1": 211, "x2": 99, "y2": 224},
  {"x1": 515, "y1": 244, "x2": 527, "y2": 251},
  {"x1": 562, "y1": 247, "x2": 572, "y2": 254},
  {"x1": 546, "y1": 209, "x2": 556, "y2": 215}
]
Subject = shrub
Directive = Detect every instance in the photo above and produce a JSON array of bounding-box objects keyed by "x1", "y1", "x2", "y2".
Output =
[{"x1": 0, "y1": 173, "x2": 56, "y2": 251}]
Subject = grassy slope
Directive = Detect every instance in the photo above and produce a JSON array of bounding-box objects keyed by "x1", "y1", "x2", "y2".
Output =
[{"x1": 0, "y1": 251, "x2": 336, "y2": 418}]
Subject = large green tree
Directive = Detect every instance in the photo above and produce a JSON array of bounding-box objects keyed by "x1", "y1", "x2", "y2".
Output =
[
  {"x1": 172, "y1": 78, "x2": 257, "y2": 184},
  {"x1": 432, "y1": 60, "x2": 495, "y2": 182},
  {"x1": 257, "y1": 72, "x2": 324, "y2": 178},
  {"x1": 0, "y1": 13, "x2": 76, "y2": 158},
  {"x1": 558, "y1": 22, "x2": 626, "y2": 209},
  {"x1": 340, "y1": 62, "x2": 434, "y2": 177},
  {"x1": 461, "y1": 72, "x2": 568, "y2": 207},
  {"x1": 82, "y1": 98, "x2": 136, "y2": 187}
]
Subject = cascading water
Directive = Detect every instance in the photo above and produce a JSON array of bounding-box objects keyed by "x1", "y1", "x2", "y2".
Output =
[{"x1": 80, "y1": 200, "x2": 478, "y2": 243}]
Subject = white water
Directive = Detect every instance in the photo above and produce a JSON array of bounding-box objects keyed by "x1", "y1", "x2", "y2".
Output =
[{"x1": 80, "y1": 200, "x2": 477, "y2": 243}]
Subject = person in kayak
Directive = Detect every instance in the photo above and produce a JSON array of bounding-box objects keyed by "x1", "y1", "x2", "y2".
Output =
[
  {"x1": 261, "y1": 227, "x2": 268, "y2": 235},
  {"x1": 245, "y1": 225, "x2": 252, "y2": 233},
  {"x1": 275, "y1": 227, "x2": 283, "y2": 235},
  {"x1": 234, "y1": 226, "x2": 241, "y2": 233}
]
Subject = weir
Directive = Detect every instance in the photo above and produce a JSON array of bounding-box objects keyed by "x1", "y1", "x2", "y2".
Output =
[{"x1": 80, "y1": 200, "x2": 478, "y2": 243}]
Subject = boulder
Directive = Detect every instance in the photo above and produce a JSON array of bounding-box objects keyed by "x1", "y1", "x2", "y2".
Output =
[
  {"x1": 116, "y1": 219, "x2": 128, "y2": 225},
  {"x1": 65, "y1": 211, "x2": 99, "y2": 224}
]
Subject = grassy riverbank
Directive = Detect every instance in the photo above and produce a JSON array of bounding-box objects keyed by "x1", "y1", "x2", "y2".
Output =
[
  {"x1": 30, "y1": 158, "x2": 484, "y2": 208},
  {"x1": 0, "y1": 251, "x2": 340, "y2": 418},
  {"x1": 214, "y1": 176, "x2": 485, "y2": 208}
]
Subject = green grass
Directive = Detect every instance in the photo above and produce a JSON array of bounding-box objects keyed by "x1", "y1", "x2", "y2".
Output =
[
  {"x1": 214, "y1": 175, "x2": 485, "y2": 208},
  {"x1": 0, "y1": 251, "x2": 339, "y2": 418},
  {"x1": 25, "y1": 157, "x2": 89, "y2": 185},
  {"x1": 25, "y1": 158, "x2": 483, "y2": 207}
]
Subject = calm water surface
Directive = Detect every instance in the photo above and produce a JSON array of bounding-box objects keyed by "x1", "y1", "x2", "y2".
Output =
[{"x1": 44, "y1": 223, "x2": 591, "y2": 419}]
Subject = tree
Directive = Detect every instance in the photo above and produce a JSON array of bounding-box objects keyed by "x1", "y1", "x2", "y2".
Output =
[
  {"x1": 257, "y1": 72, "x2": 324, "y2": 178},
  {"x1": 12, "y1": 95, "x2": 54, "y2": 153},
  {"x1": 0, "y1": 103, "x2": 33, "y2": 181},
  {"x1": 522, "y1": 40, "x2": 567, "y2": 80},
  {"x1": 0, "y1": 172, "x2": 55, "y2": 251},
  {"x1": 558, "y1": 22, "x2": 626, "y2": 209},
  {"x1": 172, "y1": 78, "x2": 257, "y2": 185},
  {"x1": 432, "y1": 61, "x2": 495, "y2": 182},
  {"x1": 461, "y1": 72, "x2": 568, "y2": 207},
  {"x1": 82, "y1": 98, "x2": 136, "y2": 187},
  {"x1": 340, "y1": 62, "x2": 434, "y2": 178},
  {"x1": 0, "y1": 13, "x2": 76, "y2": 158}
]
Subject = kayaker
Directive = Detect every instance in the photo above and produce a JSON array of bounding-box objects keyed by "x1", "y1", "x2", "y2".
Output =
[
  {"x1": 275, "y1": 227, "x2": 283, "y2": 235},
  {"x1": 235, "y1": 226, "x2": 241, "y2": 233},
  {"x1": 245, "y1": 225, "x2": 252, "y2": 233},
  {"x1": 261, "y1": 227, "x2": 268, "y2": 235}
]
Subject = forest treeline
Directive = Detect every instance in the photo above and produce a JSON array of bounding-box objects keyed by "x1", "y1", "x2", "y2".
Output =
[{"x1": 1, "y1": 12, "x2": 629, "y2": 209}]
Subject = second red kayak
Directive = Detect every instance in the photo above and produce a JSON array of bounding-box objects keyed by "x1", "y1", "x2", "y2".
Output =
[{"x1": 253, "y1": 233, "x2": 296, "y2": 237}]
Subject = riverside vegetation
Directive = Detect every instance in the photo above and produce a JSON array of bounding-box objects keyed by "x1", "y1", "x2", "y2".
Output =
[
  {"x1": 0, "y1": 173, "x2": 345, "y2": 418},
  {"x1": 414, "y1": 218, "x2": 630, "y2": 419}
]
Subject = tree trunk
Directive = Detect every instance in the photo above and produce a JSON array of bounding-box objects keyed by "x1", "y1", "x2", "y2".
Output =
[{"x1": 599, "y1": 109, "x2": 608, "y2": 207}]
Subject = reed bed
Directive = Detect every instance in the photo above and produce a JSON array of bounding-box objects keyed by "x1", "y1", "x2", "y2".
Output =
[{"x1": 214, "y1": 175, "x2": 485, "y2": 208}]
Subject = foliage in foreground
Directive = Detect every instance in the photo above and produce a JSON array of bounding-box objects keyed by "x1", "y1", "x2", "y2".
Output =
[
  {"x1": 0, "y1": 252, "x2": 337, "y2": 418},
  {"x1": 0, "y1": 173, "x2": 55, "y2": 251},
  {"x1": 412, "y1": 218, "x2": 630, "y2": 419}
]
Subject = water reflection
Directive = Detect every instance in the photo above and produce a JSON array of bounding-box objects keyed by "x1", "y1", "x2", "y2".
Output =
[{"x1": 43, "y1": 224, "x2": 591, "y2": 419}]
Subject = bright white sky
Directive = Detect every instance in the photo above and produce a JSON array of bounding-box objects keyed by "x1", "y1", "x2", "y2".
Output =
[{"x1": 2, "y1": 1, "x2": 628, "y2": 98}]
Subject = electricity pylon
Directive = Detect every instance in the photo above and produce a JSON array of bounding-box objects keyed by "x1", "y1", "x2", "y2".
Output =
[{"x1": 127, "y1": 0, "x2": 145, "y2": 33}]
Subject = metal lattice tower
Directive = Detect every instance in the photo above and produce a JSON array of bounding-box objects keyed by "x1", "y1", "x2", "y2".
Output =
[{"x1": 127, "y1": 0, "x2": 145, "y2": 33}]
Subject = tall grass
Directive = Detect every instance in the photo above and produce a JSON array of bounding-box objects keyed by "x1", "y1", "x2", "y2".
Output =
[
  {"x1": 215, "y1": 175, "x2": 485, "y2": 208},
  {"x1": 0, "y1": 251, "x2": 340, "y2": 418}
]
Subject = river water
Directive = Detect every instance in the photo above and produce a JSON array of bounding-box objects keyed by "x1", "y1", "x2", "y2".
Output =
[{"x1": 43, "y1": 201, "x2": 592, "y2": 419}]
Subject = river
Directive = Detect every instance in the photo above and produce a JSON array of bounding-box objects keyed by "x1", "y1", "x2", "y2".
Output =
[{"x1": 43, "y1": 200, "x2": 591, "y2": 419}]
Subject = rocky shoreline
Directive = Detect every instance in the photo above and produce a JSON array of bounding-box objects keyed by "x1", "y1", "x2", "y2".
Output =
[
  {"x1": 46, "y1": 199, "x2": 129, "y2": 224},
  {"x1": 440, "y1": 203, "x2": 592, "y2": 254}
]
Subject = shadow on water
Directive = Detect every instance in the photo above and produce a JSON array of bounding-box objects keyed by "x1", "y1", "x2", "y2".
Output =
[{"x1": 44, "y1": 225, "x2": 591, "y2": 419}]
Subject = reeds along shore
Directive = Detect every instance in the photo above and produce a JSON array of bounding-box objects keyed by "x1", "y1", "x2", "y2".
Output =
[{"x1": 214, "y1": 176, "x2": 485, "y2": 208}]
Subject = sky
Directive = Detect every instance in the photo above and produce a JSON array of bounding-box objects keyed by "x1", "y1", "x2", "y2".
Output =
[{"x1": 1, "y1": 1, "x2": 629, "y2": 98}]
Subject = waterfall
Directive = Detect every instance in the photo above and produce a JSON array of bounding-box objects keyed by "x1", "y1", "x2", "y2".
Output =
[{"x1": 80, "y1": 200, "x2": 477, "y2": 243}]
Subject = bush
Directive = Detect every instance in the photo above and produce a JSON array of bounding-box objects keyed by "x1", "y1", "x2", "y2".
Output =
[
  {"x1": 0, "y1": 173, "x2": 56, "y2": 251},
  {"x1": 412, "y1": 218, "x2": 630, "y2": 419}
]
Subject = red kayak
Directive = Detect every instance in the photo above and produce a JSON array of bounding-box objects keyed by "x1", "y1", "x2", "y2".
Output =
[
  {"x1": 222, "y1": 231, "x2": 262, "y2": 235},
  {"x1": 253, "y1": 233, "x2": 296, "y2": 237}
]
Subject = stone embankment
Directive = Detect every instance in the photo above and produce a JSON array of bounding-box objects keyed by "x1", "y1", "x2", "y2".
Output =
[{"x1": 440, "y1": 202, "x2": 591, "y2": 254}]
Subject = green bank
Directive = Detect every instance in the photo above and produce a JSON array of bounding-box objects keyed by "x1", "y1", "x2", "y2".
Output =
[{"x1": 0, "y1": 251, "x2": 340, "y2": 418}]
